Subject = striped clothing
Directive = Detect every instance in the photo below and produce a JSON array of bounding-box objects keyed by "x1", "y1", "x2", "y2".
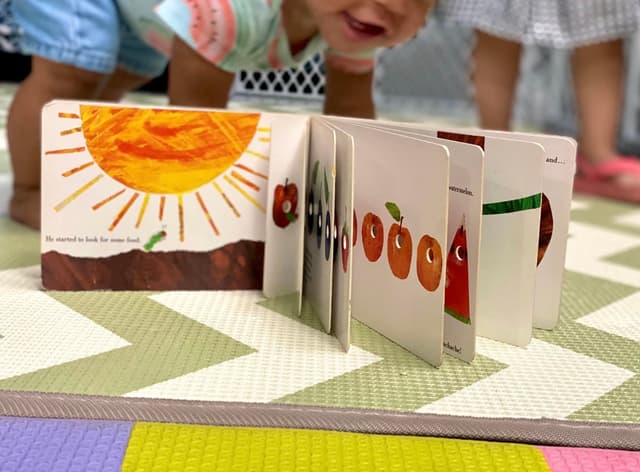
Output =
[{"x1": 118, "y1": 0, "x2": 376, "y2": 73}]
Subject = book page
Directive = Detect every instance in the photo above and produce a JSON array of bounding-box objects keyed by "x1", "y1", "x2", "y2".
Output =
[
  {"x1": 357, "y1": 121, "x2": 484, "y2": 362},
  {"x1": 41, "y1": 101, "x2": 283, "y2": 291},
  {"x1": 328, "y1": 118, "x2": 449, "y2": 367},
  {"x1": 302, "y1": 119, "x2": 337, "y2": 334}
]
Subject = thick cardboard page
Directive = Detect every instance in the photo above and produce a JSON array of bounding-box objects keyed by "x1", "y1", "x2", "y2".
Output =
[
  {"x1": 355, "y1": 121, "x2": 484, "y2": 363},
  {"x1": 434, "y1": 131, "x2": 545, "y2": 346},
  {"x1": 41, "y1": 101, "x2": 300, "y2": 291},
  {"x1": 322, "y1": 119, "x2": 356, "y2": 352},
  {"x1": 302, "y1": 119, "x2": 337, "y2": 334},
  {"x1": 360, "y1": 120, "x2": 548, "y2": 346},
  {"x1": 370, "y1": 121, "x2": 576, "y2": 331},
  {"x1": 473, "y1": 130, "x2": 576, "y2": 330},
  {"x1": 262, "y1": 115, "x2": 310, "y2": 309},
  {"x1": 329, "y1": 118, "x2": 449, "y2": 367}
]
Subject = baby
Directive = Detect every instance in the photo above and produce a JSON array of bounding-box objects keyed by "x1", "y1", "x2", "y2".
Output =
[{"x1": 6, "y1": 0, "x2": 433, "y2": 229}]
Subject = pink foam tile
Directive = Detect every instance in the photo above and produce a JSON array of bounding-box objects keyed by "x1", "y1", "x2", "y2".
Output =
[{"x1": 540, "y1": 446, "x2": 640, "y2": 472}]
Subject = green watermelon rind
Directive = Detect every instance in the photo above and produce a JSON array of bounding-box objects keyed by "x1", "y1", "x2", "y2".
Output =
[{"x1": 445, "y1": 307, "x2": 471, "y2": 325}]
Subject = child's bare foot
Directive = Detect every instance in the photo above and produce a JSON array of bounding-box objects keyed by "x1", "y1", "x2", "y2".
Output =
[{"x1": 9, "y1": 186, "x2": 40, "y2": 230}]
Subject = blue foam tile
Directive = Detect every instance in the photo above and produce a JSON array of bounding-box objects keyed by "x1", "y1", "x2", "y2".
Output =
[{"x1": 0, "y1": 417, "x2": 133, "y2": 472}]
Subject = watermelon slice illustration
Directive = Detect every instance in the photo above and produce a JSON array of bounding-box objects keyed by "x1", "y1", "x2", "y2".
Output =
[{"x1": 445, "y1": 217, "x2": 471, "y2": 324}]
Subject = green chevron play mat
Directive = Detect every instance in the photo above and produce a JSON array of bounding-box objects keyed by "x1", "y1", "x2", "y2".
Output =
[{"x1": 0, "y1": 83, "x2": 638, "y2": 471}]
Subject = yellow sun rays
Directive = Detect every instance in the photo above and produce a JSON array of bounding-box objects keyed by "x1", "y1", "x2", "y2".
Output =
[
  {"x1": 159, "y1": 196, "x2": 166, "y2": 221},
  {"x1": 196, "y1": 191, "x2": 220, "y2": 236},
  {"x1": 93, "y1": 189, "x2": 126, "y2": 211},
  {"x1": 109, "y1": 193, "x2": 139, "y2": 231},
  {"x1": 46, "y1": 146, "x2": 86, "y2": 156},
  {"x1": 234, "y1": 163, "x2": 268, "y2": 180},
  {"x1": 135, "y1": 194, "x2": 150, "y2": 229},
  {"x1": 244, "y1": 149, "x2": 270, "y2": 161},
  {"x1": 54, "y1": 175, "x2": 103, "y2": 212},
  {"x1": 223, "y1": 175, "x2": 265, "y2": 213},
  {"x1": 60, "y1": 126, "x2": 82, "y2": 136},
  {"x1": 62, "y1": 161, "x2": 94, "y2": 177},
  {"x1": 178, "y1": 195, "x2": 185, "y2": 242},
  {"x1": 48, "y1": 109, "x2": 270, "y2": 241},
  {"x1": 213, "y1": 181, "x2": 240, "y2": 217},
  {"x1": 231, "y1": 170, "x2": 260, "y2": 192}
]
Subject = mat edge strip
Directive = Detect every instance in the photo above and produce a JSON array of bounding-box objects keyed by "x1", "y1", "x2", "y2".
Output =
[{"x1": 0, "y1": 390, "x2": 638, "y2": 451}]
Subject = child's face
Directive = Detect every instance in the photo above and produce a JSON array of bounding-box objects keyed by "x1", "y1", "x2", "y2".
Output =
[{"x1": 306, "y1": 0, "x2": 433, "y2": 53}]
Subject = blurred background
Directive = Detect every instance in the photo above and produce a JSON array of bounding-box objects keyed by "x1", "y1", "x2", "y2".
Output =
[{"x1": 1, "y1": 13, "x2": 639, "y2": 154}]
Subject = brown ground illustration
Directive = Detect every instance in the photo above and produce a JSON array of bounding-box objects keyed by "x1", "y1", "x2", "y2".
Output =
[{"x1": 42, "y1": 241, "x2": 265, "y2": 291}]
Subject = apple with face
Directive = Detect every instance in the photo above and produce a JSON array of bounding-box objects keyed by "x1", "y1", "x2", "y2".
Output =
[
  {"x1": 418, "y1": 233, "x2": 443, "y2": 292},
  {"x1": 362, "y1": 212, "x2": 384, "y2": 262},
  {"x1": 386, "y1": 202, "x2": 412, "y2": 279},
  {"x1": 273, "y1": 178, "x2": 298, "y2": 228}
]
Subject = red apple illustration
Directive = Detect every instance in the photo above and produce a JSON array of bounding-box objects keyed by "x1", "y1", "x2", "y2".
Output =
[
  {"x1": 273, "y1": 178, "x2": 298, "y2": 228},
  {"x1": 417, "y1": 233, "x2": 443, "y2": 292},
  {"x1": 386, "y1": 202, "x2": 412, "y2": 279},
  {"x1": 362, "y1": 212, "x2": 384, "y2": 262}
]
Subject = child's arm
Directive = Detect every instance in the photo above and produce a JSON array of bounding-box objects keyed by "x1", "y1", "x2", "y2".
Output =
[
  {"x1": 167, "y1": 37, "x2": 236, "y2": 108},
  {"x1": 323, "y1": 62, "x2": 376, "y2": 119}
]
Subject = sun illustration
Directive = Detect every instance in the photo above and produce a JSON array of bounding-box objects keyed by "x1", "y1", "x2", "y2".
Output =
[{"x1": 46, "y1": 106, "x2": 271, "y2": 242}]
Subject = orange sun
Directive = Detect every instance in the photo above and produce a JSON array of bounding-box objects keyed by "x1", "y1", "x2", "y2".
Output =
[{"x1": 46, "y1": 106, "x2": 271, "y2": 241}]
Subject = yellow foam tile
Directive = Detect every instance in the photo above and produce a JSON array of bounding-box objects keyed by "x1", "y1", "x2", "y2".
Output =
[{"x1": 122, "y1": 423, "x2": 551, "y2": 471}]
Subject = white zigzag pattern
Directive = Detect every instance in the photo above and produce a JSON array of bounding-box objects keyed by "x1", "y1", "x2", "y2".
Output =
[
  {"x1": 0, "y1": 267, "x2": 130, "y2": 380},
  {"x1": 125, "y1": 291, "x2": 381, "y2": 402},
  {"x1": 416, "y1": 337, "x2": 634, "y2": 419}
]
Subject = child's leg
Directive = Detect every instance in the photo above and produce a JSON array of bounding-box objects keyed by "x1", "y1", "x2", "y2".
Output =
[
  {"x1": 7, "y1": 0, "x2": 136, "y2": 228},
  {"x1": 8, "y1": 57, "x2": 108, "y2": 229},
  {"x1": 571, "y1": 39, "x2": 640, "y2": 194},
  {"x1": 97, "y1": 67, "x2": 152, "y2": 101},
  {"x1": 571, "y1": 40, "x2": 625, "y2": 164},
  {"x1": 472, "y1": 31, "x2": 522, "y2": 130},
  {"x1": 168, "y1": 37, "x2": 235, "y2": 108}
]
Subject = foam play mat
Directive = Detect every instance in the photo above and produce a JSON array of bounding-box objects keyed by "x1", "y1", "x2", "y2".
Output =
[{"x1": 0, "y1": 84, "x2": 639, "y2": 471}]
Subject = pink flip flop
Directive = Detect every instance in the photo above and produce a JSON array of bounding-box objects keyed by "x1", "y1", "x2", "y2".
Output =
[{"x1": 573, "y1": 155, "x2": 640, "y2": 204}]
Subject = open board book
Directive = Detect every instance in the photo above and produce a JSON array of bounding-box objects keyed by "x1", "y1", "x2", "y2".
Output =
[{"x1": 41, "y1": 101, "x2": 577, "y2": 366}]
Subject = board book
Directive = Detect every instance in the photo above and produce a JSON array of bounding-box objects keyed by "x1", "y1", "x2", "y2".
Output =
[{"x1": 40, "y1": 101, "x2": 577, "y2": 366}]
